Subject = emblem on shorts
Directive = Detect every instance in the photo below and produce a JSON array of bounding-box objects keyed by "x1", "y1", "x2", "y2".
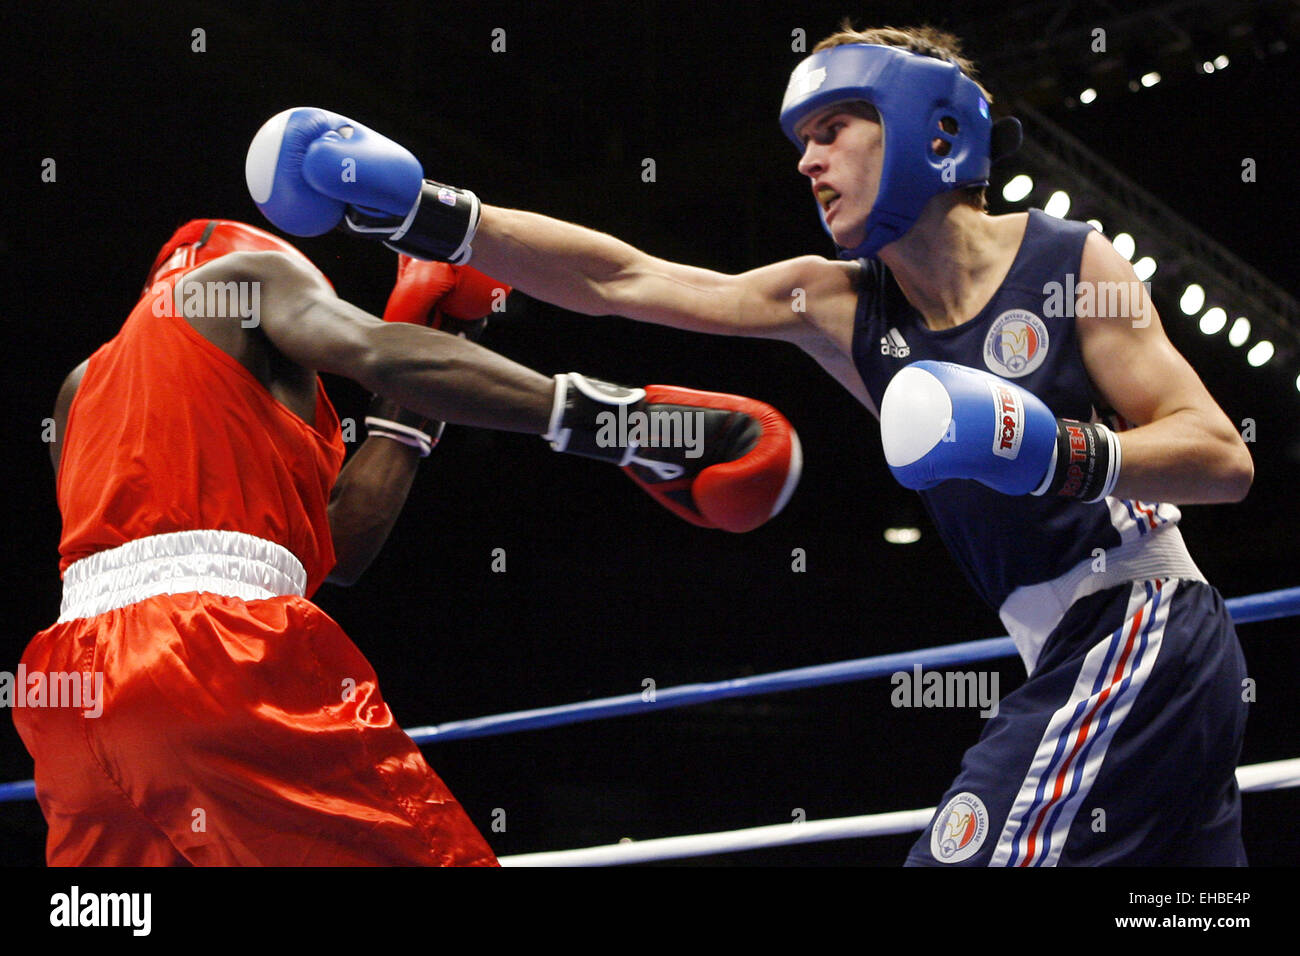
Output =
[
  {"x1": 930, "y1": 791, "x2": 988, "y2": 863},
  {"x1": 984, "y1": 310, "x2": 1048, "y2": 378}
]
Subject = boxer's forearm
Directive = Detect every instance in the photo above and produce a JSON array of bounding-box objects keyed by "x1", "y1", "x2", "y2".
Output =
[
  {"x1": 355, "y1": 320, "x2": 554, "y2": 434},
  {"x1": 1111, "y1": 410, "x2": 1253, "y2": 504},
  {"x1": 469, "y1": 205, "x2": 813, "y2": 339},
  {"x1": 196, "y1": 251, "x2": 551, "y2": 434},
  {"x1": 242, "y1": 254, "x2": 555, "y2": 434},
  {"x1": 325, "y1": 437, "x2": 422, "y2": 586},
  {"x1": 468, "y1": 205, "x2": 645, "y2": 317}
]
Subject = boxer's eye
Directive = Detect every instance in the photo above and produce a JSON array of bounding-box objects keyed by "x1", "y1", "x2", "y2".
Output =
[{"x1": 816, "y1": 121, "x2": 846, "y2": 145}]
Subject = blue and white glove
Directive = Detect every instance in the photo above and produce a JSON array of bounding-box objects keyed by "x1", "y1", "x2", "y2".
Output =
[
  {"x1": 880, "y1": 360, "x2": 1121, "y2": 501},
  {"x1": 245, "y1": 107, "x2": 480, "y2": 263}
]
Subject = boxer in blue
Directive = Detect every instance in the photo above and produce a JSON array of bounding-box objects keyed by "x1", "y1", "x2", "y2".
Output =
[{"x1": 247, "y1": 23, "x2": 1253, "y2": 865}]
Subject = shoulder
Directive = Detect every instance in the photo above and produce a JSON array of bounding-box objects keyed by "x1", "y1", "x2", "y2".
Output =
[
  {"x1": 54, "y1": 358, "x2": 90, "y2": 424},
  {"x1": 189, "y1": 249, "x2": 331, "y2": 291},
  {"x1": 795, "y1": 256, "x2": 864, "y2": 350},
  {"x1": 57, "y1": 357, "x2": 90, "y2": 402},
  {"x1": 1073, "y1": 228, "x2": 1156, "y2": 335},
  {"x1": 1078, "y1": 226, "x2": 1134, "y2": 282},
  {"x1": 50, "y1": 358, "x2": 90, "y2": 473}
]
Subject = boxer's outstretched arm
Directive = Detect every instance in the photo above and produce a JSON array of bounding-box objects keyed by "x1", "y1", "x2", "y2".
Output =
[
  {"x1": 187, "y1": 249, "x2": 803, "y2": 536},
  {"x1": 469, "y1": 205, "x2": 851, "y2": 343},
  {"x1": 247, "y1": 106, "x2": 861, "y2": 355},
  {"x1": 246, "y1": 108, "x2": 845, "y2": 344},
  {"x1": 192, "y1": 250, "x2": 554, "y2": 433}
]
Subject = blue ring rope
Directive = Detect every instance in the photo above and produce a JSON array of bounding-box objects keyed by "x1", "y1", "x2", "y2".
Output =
[{"x1": 3, "y1": 585, "x2": 1298, "y2": 804}]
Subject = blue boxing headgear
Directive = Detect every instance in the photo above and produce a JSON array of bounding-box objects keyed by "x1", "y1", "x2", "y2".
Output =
[{"x1": 780, "y1": 43, "x2": 1001, "y2": 260}]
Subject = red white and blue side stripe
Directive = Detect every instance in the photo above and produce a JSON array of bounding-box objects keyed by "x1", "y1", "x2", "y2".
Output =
[
  {"x1": 990, "y1": 578, "x2": 1174, "y2": 867},
  {"x1": 1118, "y1": 499, "x2": 1172, "y2": 537}
]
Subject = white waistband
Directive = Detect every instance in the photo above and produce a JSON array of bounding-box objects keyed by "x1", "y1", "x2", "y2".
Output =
[
  {"x1": 998, "y1": 524, "x2": 1205, "y2": 674},
  {"x1": 59, "y1": 530, "x2": 307, "y2": 622}
]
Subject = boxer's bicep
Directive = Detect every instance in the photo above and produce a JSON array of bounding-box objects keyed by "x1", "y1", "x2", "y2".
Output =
[
  {"x1": 190, "y1": 252, "x2": 380, "y2": 378},
  {"x1": 604, "y1": 254, "x2": 849, "y2": 343},
  {"x1": 1077, "y1": 231, "x2": 1252, "y2": 502},
  {"x1": 1077, "y1": 232, "x2": 1228, "y2": 429}
]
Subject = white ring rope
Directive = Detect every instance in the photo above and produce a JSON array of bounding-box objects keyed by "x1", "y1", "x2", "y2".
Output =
[{"x1": 499, "y1": 757, "x2": 1300, "y2": 867}]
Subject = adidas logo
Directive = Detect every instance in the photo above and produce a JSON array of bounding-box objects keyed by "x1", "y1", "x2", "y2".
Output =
[{"x1": 880, "y1": 327, "x2": 910, "y2": 358}]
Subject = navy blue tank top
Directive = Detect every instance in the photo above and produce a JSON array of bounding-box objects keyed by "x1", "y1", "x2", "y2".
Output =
[{"x1": 851, "y1": 209, "x2": 1176, "y2": 610}]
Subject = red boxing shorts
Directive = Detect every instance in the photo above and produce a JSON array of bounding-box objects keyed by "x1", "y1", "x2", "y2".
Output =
[{"x1": 14, "y1": 533, "x2": 496, "y2": 866}]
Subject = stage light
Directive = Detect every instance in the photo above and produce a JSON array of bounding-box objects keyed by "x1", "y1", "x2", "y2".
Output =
[
  {"x1": 1002, "y1": 175, "x2": 1034, "y2": 202},
  {"x1": 884, "y1": 527, "x2": 922, "y2": 545},
  {"x1": 1180, "y1": 284, "x2": 1206, "y2": 315},
  {"x1": 1228, "y1": 317, "x2": 1251, "y2": 347},
  {"x1": 1199, "y1": 307, "x2": 1227, "y2": 334},
  {"x1": 1044, "y1": 190, "x2": 1071, "y2": 218},
  {"x1": 1247, "y1": 341, "x2": 1274, "y2": 367}
]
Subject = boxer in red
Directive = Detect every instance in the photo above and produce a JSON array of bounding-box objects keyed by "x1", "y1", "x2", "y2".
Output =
[{"x1": 14, "y1": 219, "x2": 801, "y2": 866}]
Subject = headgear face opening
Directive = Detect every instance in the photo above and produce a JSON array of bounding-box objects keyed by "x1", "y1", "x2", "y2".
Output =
[
  {"x1": 144, "y1": 219, "x2": 322, "y2": 291},
  {"x1": 780, "y1": 43, "x2": 1000, "y2": 260}
]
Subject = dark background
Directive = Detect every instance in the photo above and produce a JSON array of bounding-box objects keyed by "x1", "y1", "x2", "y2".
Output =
[{"x1": 2, "y1": 0, "x2": 1297, "y2": 869}]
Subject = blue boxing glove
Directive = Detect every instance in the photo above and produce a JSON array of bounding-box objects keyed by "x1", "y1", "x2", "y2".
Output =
[
  {"x1": 245, "y1": 107, "x2": 480, "y2": 262},
  {"x1": 879, "y1": 360, "x2": 1121, "y2": 501}
]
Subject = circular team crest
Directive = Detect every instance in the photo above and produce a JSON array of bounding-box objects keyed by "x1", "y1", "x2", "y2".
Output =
[
  {"x1": 984, "y1": 309, "x2": 1049, "y2": 378},
  {"x1": 930, "y1": 792, "x2": 989, "y2": 863}
]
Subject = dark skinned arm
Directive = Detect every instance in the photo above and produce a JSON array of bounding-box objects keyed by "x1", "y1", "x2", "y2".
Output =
[
  {"x1": 183, "y1": 250, "x2": 554, "y2": 584},
  {"x1": 187, "y1": 249, "x2": 554, "y2": 432},
  {"x1": 325, "y1": 430, "x2": 423, "y2": 586}
]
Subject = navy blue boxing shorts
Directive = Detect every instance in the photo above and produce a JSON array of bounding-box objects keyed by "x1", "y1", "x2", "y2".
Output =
[{"x1": 906, "y1": 577, "x2": 1248, "y2": 866}]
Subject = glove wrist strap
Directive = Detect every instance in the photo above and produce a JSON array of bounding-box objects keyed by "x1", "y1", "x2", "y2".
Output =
[
  {"x1": 543, "y1": 373, "x2": 645, "y2": 465},
  {"x1": 1033, "y1": 420, "x2": 1121, "y2": 502},
  {"x1": 365, "y1": 395, "x2": 444, "y2": 457},
  {"x1": 381, "y1": 180, "x2": 481, "y2": 264}
]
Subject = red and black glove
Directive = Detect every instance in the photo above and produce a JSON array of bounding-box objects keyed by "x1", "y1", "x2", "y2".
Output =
[
  {"x1": 543, "y1": 373, "x2": 801, "y2": 532},
  {"x1": 366, "y1": 256, "x2": 512, "y2": 455}
]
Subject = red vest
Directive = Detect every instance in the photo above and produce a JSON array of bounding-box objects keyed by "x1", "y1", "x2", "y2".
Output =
[{"x1": 57, "y1": 283, "x2": 346, "y2": 596}]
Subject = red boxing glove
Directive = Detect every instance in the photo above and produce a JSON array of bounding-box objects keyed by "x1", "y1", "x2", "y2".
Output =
[
  {"x1": 440, "y1": 264, "x2": 511, "y2": 320},
  {"x1": 543, "y1": 374, "x2": 802, "y2": 533},
  {"x1": 370, "y1": 257, "x2": 509, "y2": 455},
  {"x1": 383, "y1": 255, "x2": 456, "y2": 327},
  {"x1": 383, "y1": 255, "x2": 509, "y2": 335},
  {"x1": 624, "y1": 385, "x2": 802, "y2": 533}
]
